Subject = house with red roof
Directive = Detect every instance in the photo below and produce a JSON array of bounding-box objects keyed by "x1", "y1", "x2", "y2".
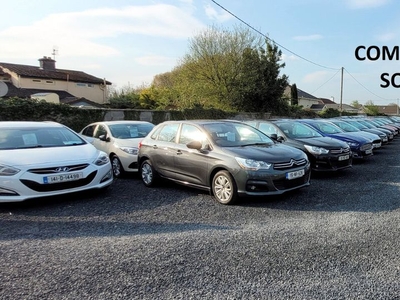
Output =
[{"x1": 0, "y1": 57, "x2": 111, "y2": 107}]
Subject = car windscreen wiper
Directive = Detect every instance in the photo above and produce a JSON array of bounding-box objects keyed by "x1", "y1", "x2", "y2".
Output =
[{"x1": 240, "y1": 142, "x2": 271, "y2": 147}]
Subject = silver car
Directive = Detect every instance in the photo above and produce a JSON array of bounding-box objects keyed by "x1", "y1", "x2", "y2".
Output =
[{"x1": 80, "y1": 121, "x2": 154, "y2": 178}]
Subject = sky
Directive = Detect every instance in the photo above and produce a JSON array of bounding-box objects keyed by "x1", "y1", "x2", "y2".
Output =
[{"x1": 1, "y1": 0, "x2": 400, "y2": 105}]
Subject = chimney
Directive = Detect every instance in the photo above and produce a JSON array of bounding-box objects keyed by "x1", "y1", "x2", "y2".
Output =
[{"x1": 39, "y1": 56, "x2": 56, "y2": 70}]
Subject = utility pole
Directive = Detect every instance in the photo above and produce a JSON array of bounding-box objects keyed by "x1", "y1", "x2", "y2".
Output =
[{"x1": 340, "y1": 67, "x2": 344, "y2": 115}]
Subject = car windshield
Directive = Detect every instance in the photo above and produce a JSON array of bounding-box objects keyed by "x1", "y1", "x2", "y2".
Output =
[
  {"x1": 346, "y1": 120, "x2": 367, "y2": 130},
  {"x1": 203, "y1": 122, "x2": 274, "y2": 147},
  {"x1": 109, "y1": 123, "x2": 154, "y2": 139},
  {"x1": 0, "y1": 126, "x2": 86, "y2": 150},
  {"x1": 312, "y1": 122, "x2": 344, "y2": 134},
  {"x1": 330, "y1": 121, "x2": 359, "y2": 132},
  {"x1": 275, "y1": 121, "x2": 322, "y2": 139}
]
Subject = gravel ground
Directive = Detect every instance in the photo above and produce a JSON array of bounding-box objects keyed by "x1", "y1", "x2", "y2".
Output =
[{"x1": 0, "y1": 138, "x2": 399, "y2": 300}]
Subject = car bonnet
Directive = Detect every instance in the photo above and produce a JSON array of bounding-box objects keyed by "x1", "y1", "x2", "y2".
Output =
[
  {"x1": 222, "y1": 143, "x2": 306, "y2": 163},
  {"x1": 0, "y1": 144, "x2": 100, "y2": 168}
]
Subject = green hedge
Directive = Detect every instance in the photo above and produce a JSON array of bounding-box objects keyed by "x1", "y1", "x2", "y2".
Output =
[
  {"x1": 0, "y1": 98, "x2": 105, "y2": 132},
  {"x1": 0, "y1": 98, "x2": 237, "y2": 132},
  {"x1": 1, "y1": 97, "x2": 324, "y2": 132}
]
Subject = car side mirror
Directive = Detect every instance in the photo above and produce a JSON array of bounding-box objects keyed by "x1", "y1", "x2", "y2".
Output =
[
  {"x1": 269, "y1": 133, "x2": 278, "y2": 141},
  {"x1": 186, "y1": 140, "x2": 202, "y2": 150},
  {"x1": 270, "y1": 133, "x2": 284, "y2": 143},
  {"x1": 99, "y1": 134, "x2": 110, "y2": 142}
]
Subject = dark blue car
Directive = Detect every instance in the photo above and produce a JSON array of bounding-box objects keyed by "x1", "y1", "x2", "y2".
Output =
[{"x1": 298, "y1": 119, "x2": 374, "y2": 159}]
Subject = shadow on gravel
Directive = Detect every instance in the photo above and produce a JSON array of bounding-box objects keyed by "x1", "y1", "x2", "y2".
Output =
[
  {"x1": 0, "y1": 219, "x2": 234, "y2": 241},
  {"x1": 0, "y1": 172, "x2": 202, "y2": 215}
]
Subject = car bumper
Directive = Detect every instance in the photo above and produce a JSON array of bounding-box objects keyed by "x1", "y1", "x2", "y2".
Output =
[
  {"x1": 235, "y1": 162, "x2": 311, "y2": 197},
  {"x1": 0, "y1": 164, "x2": 113, "y2": 203},
  {"x1": 310, "y1": 153, "x2": 352, "y2": 171},
  {"x1": 119, "y1": 153, "x2": 139, "y2": 172}
]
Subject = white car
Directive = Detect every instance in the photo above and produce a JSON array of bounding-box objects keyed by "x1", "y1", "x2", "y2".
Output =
[
  {"x1": 0, "y1": 121, "x2": 113, "y2": 203},
  {"x1": 79, "y1": 121, "x2": 154, "y2": 178}
]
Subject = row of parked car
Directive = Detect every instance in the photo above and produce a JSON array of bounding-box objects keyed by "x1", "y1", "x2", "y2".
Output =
[
  {"x1": 1, "y1": 116, "x2": 399, "y2": 204},
  {"x1": 81, "y1": 115, "x2": 400, "y2": 204}
]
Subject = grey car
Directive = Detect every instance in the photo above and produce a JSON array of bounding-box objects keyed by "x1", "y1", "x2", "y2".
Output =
[{"x1": 138, "y1": 120, "x2": 311, "y2": 205}]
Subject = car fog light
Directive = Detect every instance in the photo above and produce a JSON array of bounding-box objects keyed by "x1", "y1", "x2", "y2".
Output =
[
  {"x1": 101, "y1": 170, "x2": 113, "y2": 183},
  {"x1": 0, "y1": 187, "x2": 19, "y2": 196}
]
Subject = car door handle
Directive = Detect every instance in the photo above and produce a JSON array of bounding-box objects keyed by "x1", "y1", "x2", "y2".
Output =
[
  {"x1": 152, "y1": 145, "x2": 158, "y2": 149},
  {"x1": 176, "y1": 150, "x2": 182, "y2": 155}
]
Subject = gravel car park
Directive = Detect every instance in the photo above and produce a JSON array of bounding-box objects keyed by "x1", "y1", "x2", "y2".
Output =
[{"x1": 0, "y1": 134, "x2": 399, "y2": 299}]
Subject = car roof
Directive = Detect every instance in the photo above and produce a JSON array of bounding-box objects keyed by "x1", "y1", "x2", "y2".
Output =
[
  {"x1": 156, "y1": 119, "x2": 247, "y2": 126},
  {"x1": 95, "y1": 120, "x2": 153, "y2": 125},
  {"x1": 0, "y1": 121, "x2": 63, "y2": 128}
]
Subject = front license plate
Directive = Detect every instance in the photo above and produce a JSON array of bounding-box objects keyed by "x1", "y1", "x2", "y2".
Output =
[
  {"x1": 338, "y1": 154, "x2": 350, "y2": 161},
  {"x1": 286, "y1": 169, "x2": 305, "y2": 180},
  {"x1": 43, "y1": 172, "x2": 83, "y2": 184},
  {"x1": 365, "y1": 149, "x2": 373, "y2": 154}
]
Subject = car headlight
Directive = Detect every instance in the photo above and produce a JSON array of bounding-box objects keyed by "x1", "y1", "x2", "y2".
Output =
[
  {"x1": 93, "y1": 151, "x2": 110, "y2": 166},
  {"x1": 119, "y1": 146, "x2": 139, "y2": 155},
  {"x1": 346, "y1": 142, "x2": 359, "y2": 147},
  {"x1": 304, "y1": 145, "x2": 329, "y2": 155},
  {"x1": 235, "y1": 157, "x2": 272, "y2": 170},
  {"x1": 0, "y1": 164, "x2": 20, "y2": 176}
]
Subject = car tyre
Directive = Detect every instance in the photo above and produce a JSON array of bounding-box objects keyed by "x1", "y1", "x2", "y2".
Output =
[
  {"x1": 140, "y1": 159, "x2": 157, "y2": 187},
  {"x1": 212, "y1": 170, "x2": 237, "y2": 205},
  {"x1": 111, "y1": 155, "x2": 125, "y2": 178}
]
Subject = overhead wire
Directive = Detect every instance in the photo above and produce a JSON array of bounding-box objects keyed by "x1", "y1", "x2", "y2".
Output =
[
  {"x1": 211, "y1": 0, "x2": 340, "y2": 71},
  {"x1": 210, "y1": 0, "x2": 392, "y2": 103},
  {"x1": 311, "y1": 69, "x2": 341, "y2": 94},
  {"x1": 343, "y1": 68, "x2": 395, "y2": 101}
]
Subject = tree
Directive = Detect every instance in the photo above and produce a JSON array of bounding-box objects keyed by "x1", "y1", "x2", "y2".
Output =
[
  {"x1": 178, "y1": 25, "x2": 263, "y2": 110},
  {"x1": 177, "y1": 25, "x2": 289, "y2": 113},
  {"x1": 364, "y1": 100, "x2": 379, "y2": 115},
  {"x1": 350, "y1": 100, "x2": 362, "y2": 109},
  {"x1": 235, "y1": 40, "x2": 289, "y2": 114}
]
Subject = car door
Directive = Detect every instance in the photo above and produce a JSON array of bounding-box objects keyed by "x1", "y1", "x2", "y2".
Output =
[
  {"x1": 80, "y1": 124, "x2": 97, "y2": 143},
  {"x1": 148, "y1": 123, "x2": 180, "y2": 178},
  {"x1": 91, "y1": 124, "x2": 112, "y2": 154},
  {"x1": 172, "y1": 123, "x2": 210, "y2": 186}
]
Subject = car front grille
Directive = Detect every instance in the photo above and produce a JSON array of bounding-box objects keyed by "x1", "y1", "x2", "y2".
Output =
[
  {"x1": 20, "y1": 171, "x2": 97, "y2": 192},
  {"x1": 273, "y1": 158, "x2": 307, "y2": 170},
  {"x1": 330, "y1": 147, "x2": 350, "y2": 154},
  {"x1": 360, "y1": 143, "x2": 373, "y2": 151},
  {"x1": 28, "y1": 164, "x2": 89, "y2": 174}
]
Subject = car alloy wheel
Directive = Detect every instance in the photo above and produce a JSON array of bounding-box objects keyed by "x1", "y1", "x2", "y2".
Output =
[
  {"x1": 141, "y1": 159, "x2": 157, "y2": 187},
  {"x1": 111, "y1": 155, "x2": 124, "y2": 178},
  {"x1": 212, "y1": 170, "x2": 237, "y2": 205}
]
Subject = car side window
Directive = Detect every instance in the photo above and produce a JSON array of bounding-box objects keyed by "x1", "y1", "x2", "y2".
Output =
[
  {"x1": 82, "y1": 125, "x2": 96, "y2": 137},
  {"x1": 179, "y1": 124, "x2": 206, "y2": 145},
  {"x1": 259, "y1": 123, "x2": 278, "y2": 135},
  {"x1": 157, "y1": 124, "x2": 180, "y2": 142},
  {"x1": 94, "y1": 125, "x2": 107, "y2": 138}
]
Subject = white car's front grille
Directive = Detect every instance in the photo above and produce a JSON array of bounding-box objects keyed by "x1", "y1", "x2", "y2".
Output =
[{"x1": 27, "y1": 164, "x2": 89, "y2": 174}]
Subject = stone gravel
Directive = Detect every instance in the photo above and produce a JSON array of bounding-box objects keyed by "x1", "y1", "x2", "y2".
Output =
[{"x1": 0, "y1": 139, "x2": 399, "y2": 299}]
